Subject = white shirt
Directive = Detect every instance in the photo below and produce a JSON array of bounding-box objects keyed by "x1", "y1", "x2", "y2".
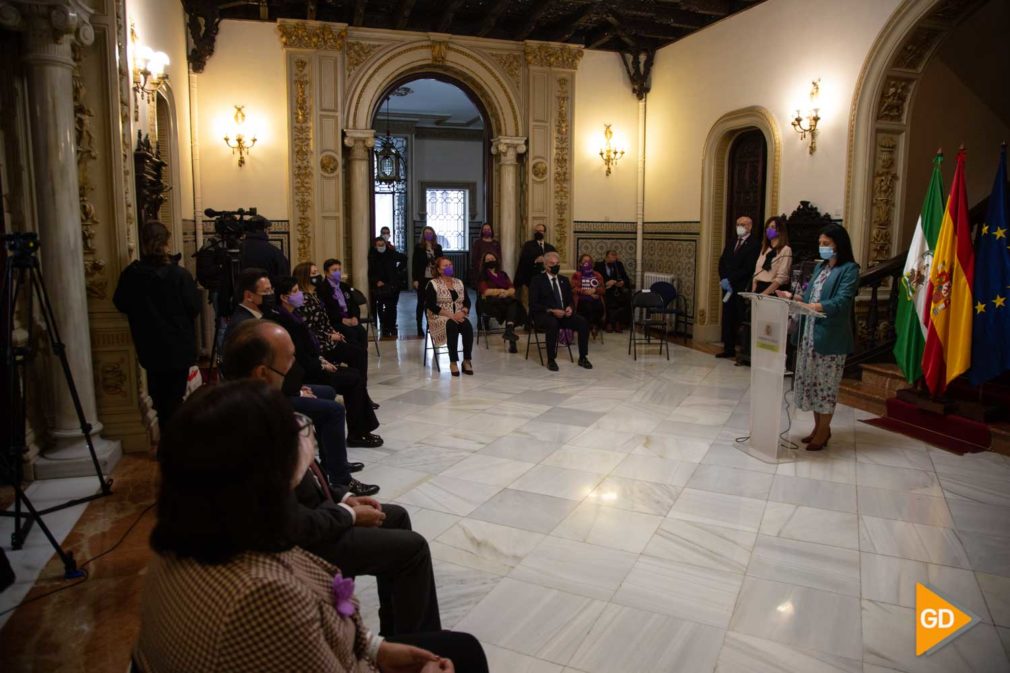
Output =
[{"x1": 241, "y1": 303, "x2": 263, "y2": 319}]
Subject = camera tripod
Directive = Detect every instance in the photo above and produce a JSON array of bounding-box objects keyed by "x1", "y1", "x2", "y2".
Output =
[{"x1": 1, "y1": 232, "x2": 113, "y2": 579}]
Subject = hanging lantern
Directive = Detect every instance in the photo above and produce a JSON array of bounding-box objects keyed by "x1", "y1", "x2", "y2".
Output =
[{"x1": 374, "y1": 95, "x2": 402, "y2": 183}]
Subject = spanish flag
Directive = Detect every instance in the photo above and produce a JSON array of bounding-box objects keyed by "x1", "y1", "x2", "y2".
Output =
[{"x1": 922, "y1": 149, "x2": 975, "y2": 396}]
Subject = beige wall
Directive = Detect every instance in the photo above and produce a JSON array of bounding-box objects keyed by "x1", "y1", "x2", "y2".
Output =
[
  {"x1": 196, "y1": 20, "x2": 290, "y2": 221},
  {"x1": 573, "y1": 50, "x2": 641, "y2": 222},
  {"x1": 901, "y1": 0, "x2": 1010, "y2": 244},
  {"x1": 645, "y1": 0, "x2": 901, "y2": 222}
]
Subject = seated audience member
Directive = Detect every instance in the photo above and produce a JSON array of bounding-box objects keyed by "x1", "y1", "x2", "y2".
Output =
[
  {"x1": 293, "y1": 261, "x2": 373, "y2": 392},
  {"x1": 426, "y1": 257, "x2": 474, "y2": 377},
  {"x1": 470, "y1": 224, "x2": 501, "y2": 283},
  {"x1": 319, "y1": 258, "x2": 368, "y2": 346},
  {"x1": 223, "y1": 267, "x2": 272, "y2": 343},
  {"x1": 368, "y1": 237, "x2": 408, "y2": 337},
  {"x1": 752, "y1": 215, "x2": 793, "y2": 295},
  {"x1": 476, "y1": 252, "x2": 525, "y2": 353},
  {"x1": 571, "y1": 253, "x2": 606, "y2": 339},
  {"x1": 135, "y1": 380, "x2": 488, "y2": 672},
  {"x1": 113, "y1": 221, "x2": 200, "y2": 428},
  {"x1": 221, "y1": 320, "x2": 377, "y2": 496},
  {"x1": 238, "y1": 214, "x2": 290, "y2": 278},
  {"x1": 271, "y1": 276, "x2": 383, "y2": 450},
  {"x1": 529, "y1": 251, "x2": 592, "y2": 371},
  {"x1": 594, "y1": 249, "x2": 631, "y2": 332},
  {"x1": 221, "y1": 323, "x2": 440, "y2": 636}
]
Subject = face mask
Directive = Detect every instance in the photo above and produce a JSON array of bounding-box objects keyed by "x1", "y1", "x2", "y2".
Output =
[
  {"x1": 766, "y1": 228, "x2": 778, "y2": 241},
  {"x1": 485, "y1": 260, "x2": 498, "y2": 270},
  {"x1": 581, "y1": 262, "x2": 592, "y2": 272},
  {"x1": 548, "y1": 264, "x2": 561, "y2": 275},
  {"x1": 736, "y1": 225, "x2": 747, "y2": 237},
  {"x1": 258, "y1": 293, "x2": 276, "y2": 311},
  {"x1": 381, "y1": 233, "x2": 390, "y2": 241},
  {"x1": 287, "y1": 290, "x2": 305, "y2": 309},
  {"x1": 424, "y1": 232, "x2": 435, "y2": 241},
  {"x1": 310, "y1": 274, "x2": 323, "y2": 286},
  {"x1": 442, "y1": 265, "x2": 454, "y2": 278},
  {"x1": 534, "y1": 231, "x2": 545, "y2": 241},
  {"x1": 376, "y1": 245, "x2": 387, "y2": 253},
  {"x1": 819, "y1": 246, "x2": 836, "y2": 260},
  {"x1": 482, "y1": 228, "x2": 492, "y2": 238},
  {"x1": 329, "y1": 270, "x2": 341, "y2": 284}
]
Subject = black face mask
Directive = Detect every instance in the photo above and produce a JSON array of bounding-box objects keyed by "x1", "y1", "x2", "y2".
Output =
[
  {"x1": 310, "y1": 275, "x2": 323, "y2": 286},
  {"x1": 484, "y1": 261, "x2": 498, "y2": 270},
  {"x1": 259, "y1": 293, "x2": 277, "y2": 312},
  {"x1": 548, "y1": 264, "x2": 561, "y2": 275},
  {"x1": 534, "y1": 231, "x2": 545, "y2": 241}
]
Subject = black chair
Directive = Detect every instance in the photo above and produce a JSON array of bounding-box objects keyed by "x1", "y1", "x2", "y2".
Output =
[
  {"x1": 628, "y1": 290, "x2": 670, "y2": 361},
  {"x1": 422, "y1": 323, "x2": 462, "y2": 372},
  {"x1": 349, "y1": 287, "x2": 381, "y2": 357},
  {"x1": 474, "y1": 295, "x2": 506, "y2": 350},
  {"x1": 649, "y1": 281, "x2": 687, "y2": 341},
  {"x1": 525, "y1": 322, "x2": 574, "y2": 365}
]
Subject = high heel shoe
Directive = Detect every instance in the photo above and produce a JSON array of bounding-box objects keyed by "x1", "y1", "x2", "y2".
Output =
[
  {"x1": 462, "y1": 360, "x2": 474, "y2": 375},
  {"x1": 806, "y1": 434, "x2": 830, "y2": 451},
  {"x1": 801, "y1": 430, "x2": 830, "y2": 444},
  {"x1": 449, "y1": 363, "x2": 460, "y2": 377}
]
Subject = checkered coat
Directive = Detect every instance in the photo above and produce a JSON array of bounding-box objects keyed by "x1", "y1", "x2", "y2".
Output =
[{"x1": 134, "y1": 547, "x2": 378, "y2": 672}]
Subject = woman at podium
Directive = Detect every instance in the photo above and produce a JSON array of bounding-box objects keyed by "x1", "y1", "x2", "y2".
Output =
[{"x1": 791, "y1": 224, "x2": 859, "y2": 451}]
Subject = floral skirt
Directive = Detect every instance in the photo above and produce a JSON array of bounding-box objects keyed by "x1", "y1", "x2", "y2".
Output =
[{"x1": 793, "y1": 333, "x2": 846, "y2": 414}]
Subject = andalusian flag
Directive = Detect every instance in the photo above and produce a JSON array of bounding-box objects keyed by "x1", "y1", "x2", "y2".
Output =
[
  {"x1": 922, "y1": 149, "x2": 975, "y2": 396},
  {"x1": 894, "y1": 153, "x2": 945, "y2": 383},
  {"x1": 969, "y1": 145, "x2": 1010, "y2": 385}
]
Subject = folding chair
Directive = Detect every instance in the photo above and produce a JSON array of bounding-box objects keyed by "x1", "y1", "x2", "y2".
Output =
[
  {"x1": 422, "y1": 324, "x2": 462, "y2": 372},
  {"x1": 628, "y1": 290, "x2": 670, "y2": 361},
  {"x1": 649, "y1": 281, "x2": 688, "y2": 341},
  {"x1": 525, "y1": 322, "x2": 574, "y2": 366},
  {"x1": 349, "y1": 287, "x2": 381, "y2": 357},
  {"x1": 474, "y1": 296, "x2": 506, "y2": 350}
]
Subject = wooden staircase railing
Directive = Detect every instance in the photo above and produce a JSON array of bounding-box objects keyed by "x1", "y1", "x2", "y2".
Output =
[{"x1": 844, "y1": 253, "x2": 905, "y2": 372}]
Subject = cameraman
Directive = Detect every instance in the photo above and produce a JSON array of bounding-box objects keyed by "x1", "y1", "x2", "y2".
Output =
[
  {"x1": 239, "y1": 214, "x2": 289, "y2": 278},
  {"x1": 114, "y1": 221, "x2": 200, "y2": 428}
]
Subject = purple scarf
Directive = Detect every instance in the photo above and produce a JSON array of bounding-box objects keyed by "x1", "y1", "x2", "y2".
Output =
[
  {"x1": 483, "y1": 269, "x2": 511, "y2": 290},
  {"x1": 327, "y1": 279, "x2": 348, "y2": 316}
]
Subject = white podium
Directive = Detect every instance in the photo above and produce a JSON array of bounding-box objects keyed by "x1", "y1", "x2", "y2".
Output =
[{"x1": 738, "y1": 293, "x2": 824, "y2": 463}]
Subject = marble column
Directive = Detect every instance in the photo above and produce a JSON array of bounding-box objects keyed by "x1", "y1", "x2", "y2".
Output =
[
  {"x1": 344, "y1": 129, "x2": 375, "y2": 294},
  {"x1": 635, "y1": 97, "x2": 647, "y2": 288},
  {"x1": 1, "y1": 0, "x2": 120, "y2": 474},
  {"x1": 491, "y1": 136, "x2": 526, "y2": 276}
]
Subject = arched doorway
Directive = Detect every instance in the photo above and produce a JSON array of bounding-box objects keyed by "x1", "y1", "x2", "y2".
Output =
[{"x1": 725, "y1": 128, "x2": 768, "y2": 243}]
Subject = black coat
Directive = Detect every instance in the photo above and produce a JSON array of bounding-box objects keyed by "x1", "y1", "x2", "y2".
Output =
[
  {"x1": 528, "y1": 272, "x2": 575, "y2": 318},
  {"x1": 718, "y1": 233, "x2": 762, "y2": 292},
  {"x1": 113, "y1": 257, "x2": 200, "y2": 372},
  {"x1": 368, "y1": 247, "x2": 408, "y2": 288},
  {"x1": 239, "y1": 230, "x2": 290, "y2": 278},
  {"x1": 412, "y1": 243, "x2": 443, "y2": 285},
  {"x1": 271, "y1": 308, "x2": 325, "y2": 381},
  {"x1": 514, "y1": 239, "x2": 556, "y2": 287},
  {"x1": 318, "y1": 280, "x2": 361, "y2": 326},
  {"x1": 594, "y1": 259, "x2": 631, "y2": 286},
  {"x1": 292, "y1": 470, "x2": 353, "y2": 548}
]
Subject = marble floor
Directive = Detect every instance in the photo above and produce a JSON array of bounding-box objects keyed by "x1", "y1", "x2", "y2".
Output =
[{"x1": 3, "y1": 332, "x2": 1010, "y2": 672}]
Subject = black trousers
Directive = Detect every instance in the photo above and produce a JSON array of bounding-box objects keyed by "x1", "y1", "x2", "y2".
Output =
[
  {"x1": 480, "y1": 296, "x2": 527, "y2": 326},
  {"x1": 324, "y1": 339, "x2": 370, "y2": 385},
  {"x1": 387, "y1": 631, "x2": 489, "y2": 673},
  {"x1": 415, "y1": 285, "x2": 428, "y2": 334},
  {"x1": 290, "y1": 389, "x2": 350, "y2": 484},
  {"x1": 375, "y1": 289, "x2": 400, "y2": 335},
  {"x1": 147, "y1": 368, "x2": 189, "y2": 431},
  {"x1": 306, "y1": 366, "x2": 378, "y2": 438},
  {"x1": 307, "y1": 505, "x2": 442, "y2": 637},
  {"x1": 534, "y1": 312, "x2": 589, "y2": 360},
  {"x1": 576, "y1": 298, "x2": 605, "y2": 329},
  {"x1": 721, "y1": 292, "x2": 745, "y2": 354},
  {"x1": 444, "y1": 319, "x2": 473, "y2": 363},
  {"x1": 336, "y1": 321, "x2": 368, "y2": 348}
]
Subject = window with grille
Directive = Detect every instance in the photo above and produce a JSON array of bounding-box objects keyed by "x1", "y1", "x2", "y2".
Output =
[
  {"x1": 373, "y1": 135, "x2": 408, "y2": 249},
  {"x1": 425, "y1": 188, "x2": 468, "y2": 251}
]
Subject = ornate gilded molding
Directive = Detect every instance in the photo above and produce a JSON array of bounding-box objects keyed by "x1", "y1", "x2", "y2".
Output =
[
  {"x1": 531, "y1": 159, "x2": 547, "y2": 181},
  {"x1": 870, "y1": 134, "x2": 899, "y2": 264},
  {"x1": 525, "y1": 44, "x2": 583, "y2": 70},
  {"x1": 893, "y1": 26, "x2": 943, "y2": 70},
  {"x1": 319, "y1": 152, "x2": 339, "y2": 175},
  {"x1": 72, "y1": 42, "x2": 108, "y2": 299},
  {"x1": 278, "y1": 21, "x2": 347, "y2": 50},
  {"x1": 492, "y1": 52, "x2": 522, "y2": 90},
  {"x1": 552, "y1": 77, "x2": 571, "y2": 260},
  {"x1": 114, "y1": 0, "x2": 136, "y2": 258},
  {"x1": 431, "y1": 40, "x2": 448, "y2": 65},
  {"x1": 291, "y1": 58, "x2": 314, "y2": 263},
  {"x1": 877, "y1": 78, "x2": 912, "y2": 122},
  {"x1": 346, "y1": 40, "x2": 380, "y2": 77}
]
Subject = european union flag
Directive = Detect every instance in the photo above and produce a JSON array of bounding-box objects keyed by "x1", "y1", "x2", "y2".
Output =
[{"x1": 969, "y1": 145, "x2": 1010, "y2": 385}]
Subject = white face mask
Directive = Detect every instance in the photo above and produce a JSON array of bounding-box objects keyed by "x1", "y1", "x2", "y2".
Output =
[{"x1": 736, "y1": 225, "x2": 747, "y2": 237}]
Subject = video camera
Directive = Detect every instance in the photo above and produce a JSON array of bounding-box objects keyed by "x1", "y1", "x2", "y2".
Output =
[
  {"x1": 205, "y1": 207, "x2": 258, "y2": 247},
  {"x1": 194, "y1": 206, "x2": 259, "y2": 314}
]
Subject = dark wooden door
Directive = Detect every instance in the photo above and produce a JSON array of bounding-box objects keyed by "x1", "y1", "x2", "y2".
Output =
[{"x1": 725, "y1": 128, "x2": 767, "y2": 241}]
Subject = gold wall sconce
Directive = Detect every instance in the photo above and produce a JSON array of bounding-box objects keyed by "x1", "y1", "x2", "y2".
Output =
[
  {"x1": 792, "y1": 79, "x2": 821, "y2": 155},
  {"x1": 223, "y1": 105, "x2": 258, "y2": 167},
  {"x1": 599, "y1": 124, "x2": 625, "y2": 176},
  {"x1": 130, "y1": 26, "x2": 169, "y2": 120}
]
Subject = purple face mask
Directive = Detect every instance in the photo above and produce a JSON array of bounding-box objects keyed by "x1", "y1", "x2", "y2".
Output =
[
  {"x1": 766, "y1": 228, "x2": 779, "y2": 241},
  {"x1": 482, "y1": 228, "x2": 492, "y2": 238},
  {"x1": 442, "y1": 265, "x2": 454, "y2": 278},
  {"x1": 424, "y1": 231, "x2": 435, "y2": 241},
  {"x1": 581, "y1": 262, "x2": 592, "y2": 272},
  {"x1": 329, "y1": 270, "x2": 341, "y2": 283},
  {"x1": 288, "y1": 290, "x2": 305, "y2": 309}
]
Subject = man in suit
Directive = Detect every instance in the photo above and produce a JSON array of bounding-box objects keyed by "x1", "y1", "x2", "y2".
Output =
[
  {"x1": 222, "y1": 267, "x2": 273, "y2": 344},
  {"x1": 594, "y1": 249, "x2": 632, "y2": 332},
  {"x1": 221, "y1": 320, "x2": 439, "y2": 637},
  {"x1": 717, "y1": 216, "x2": 762, "y2": 359},
  {"x1": 239, "y1": 215, "x2": 290, "y2": 279},
  {"x1": 514, "y1": 223, "x2": 556, "y2": 291},
  {"x1": 367, "y1": 238, "x2": 409, "y2": 337},
  {"x1": 529, "y1": 251, "x2": 593, "y2": 371}
]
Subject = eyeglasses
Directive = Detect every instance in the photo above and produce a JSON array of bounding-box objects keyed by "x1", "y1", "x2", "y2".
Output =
[{"x1": 267, "y1": 364, "x2": 288, "y2": 379}]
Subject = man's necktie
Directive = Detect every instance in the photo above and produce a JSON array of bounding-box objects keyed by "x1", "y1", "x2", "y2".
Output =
[
  {"x1": 551, "y1": 276, "x2": 563, "y2": 309},
  {"x1": 734, "y1": 238, "x2": 743, "y2": 253}
]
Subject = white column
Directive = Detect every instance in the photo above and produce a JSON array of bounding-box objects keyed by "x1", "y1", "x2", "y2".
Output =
[
  {"x1": 491, "y1": 136, "x2": 526, "y2": 276},
  {"x1": 635, "y1": 96, "x2": 646, "y2": 288},
  {"x1": 344, "y1": 129, "x2": 375, "y2": 294},
  {"x1": 2, "y1": 1, "x2": 120, "y2": 473}
]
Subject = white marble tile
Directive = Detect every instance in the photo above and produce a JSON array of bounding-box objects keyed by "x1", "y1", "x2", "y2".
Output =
[
  {"x1": 978, "y1": 572, "x2": 1010, "y2": 627},
  {"x1": 859, "y1": 552, "x2": 991, "y2": 620},
  {"x1": 567, "y1": 603, "x2": 725, "y2": 673},
  {"x1": 959, "y1": 530, "x2": 1010, "y2": 577},
  {"x1": 855, "y1": 462, "x2": 943, "y2": 496},
  {"x1": 857, "y1": 486, "x2": 954, "y2": 527},
  {"x1": 479, "y1": 433, "x2": 561, "y2": 463},
  {"x1": 612, "y1": 555, "x2": 744, "y2": 628},
  {"x1": 856, "y1": 443, "x2": 934, "y2": 471},
  {"x1": 633, "y1": 432, "x2": 712, "y2": 462},
  {"x1": 508, "y1": 465, "x2": 606, "y2": 501},
  {"x1": 542, "y1": 445, "x2": 626, "y2": 474},
  {"x1": 715, "y1": 631, "x2": 863, "y2": 673},
  {"x1": 594, "y1": 406, "x2": 664, "y2": 434},
  {"x1": 612, "y1": 454, "x2": 698, "y2": 486},
  {"x1": 948, "y1": 499, "x2": 1010, "y2": 537},
  {"x1": 862, "y1": 598, "x2": 1010, "y2": 673},
  {"x1": 767, "y1": 475, "x2": 857, "y2": 513},
  {"x1": 654, "y1": 419, "x2": 727, "y2": 442},
  {"x1": 483, "y1": 645, "x2": 564, "y2": 673},
  {"x1": 759, "y1": 502, "x2": 859, "y2": 550},
  {"x1": 775, "y1": 453, "x2": 856, "y2": 484},
  {"x1": 702, "y1": 442, "x2": 780, "y2": 474},
  {"x1": 747, "y1": 535, "x2": 860, "y2": 596},
  {"x1": 859, "y1": 515, "x2": 971, "y2": 568},
  {"x1": 468, "y1": 488, "x2": 580, "y2": 534},
  {"x1": 510, "y1": 536, "x2": 637, "y2": 601},
  {"x1": 686, "y1": 463, "x2": 775, "y2": 499},
  {"x1": 999, "y1": 626, "x2": 1010, "y2": 660},
  {"x1": 380, "y1": 445, "x2": 472, "y2": 473},
  {"x1": 516, "y1": 420, "x2": 587, "y2": 446},
  {"x1": 441, "y1": 453, "x2": 535, "y2": 487},
  {"x1": 568, "y1": 427, "x2": 644, "y2": 453},
  {"x1": 552, "y1": 500, "x2": 662, "y2": 553},
  {"x1": 455, "y1": 578, "x2": 605, "y2": 664},
  {"x1": 535, "y1": 407, "x2": 602, "y2": 428},
  {"x1": 643, "y1": 517, "x2": 756, "y2": 573},
  {"x1": 586, "y1": 476, "x2": 679, "y2": 516},
  {"x1": 432, "y1": 518, "x2": 544, "y2": 576},
  {"x1": 433, "y1": 561, "x2": 504, "y2": 628},
  {"x1": 353, "y1": 463, "x2": 432, "y2": 500},
  {"x1": 402, "y1": 506, "x2": 461, "y2": 540},
  {"x1": 669, "y1": 488, "x2": 767, "y2": 533},
  {"x1": 729, "y1": 577, "x2": 863, "y2": 660},
  {"x1": 397, "y1": 475, "x2": 502, "y2": 516}
]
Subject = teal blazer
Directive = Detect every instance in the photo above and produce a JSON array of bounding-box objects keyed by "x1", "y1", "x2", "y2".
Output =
[{"x1": 800, "y1": 261, "x2": 860, "y2": 355}]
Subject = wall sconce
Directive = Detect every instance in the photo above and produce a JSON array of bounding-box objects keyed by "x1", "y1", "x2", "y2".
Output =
[
  {"x1": 131, "y1": 25, "x2": 169, "y2": 119},
  {"x1": 599, "y1": 123, "x2": 625, "y2": 176},
  {"x1": 223, "y1": 105, "x2": 258, "y2": 167},
  {"x1": 791, "y1": 79, "x2": 821, "y2": 155}
]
